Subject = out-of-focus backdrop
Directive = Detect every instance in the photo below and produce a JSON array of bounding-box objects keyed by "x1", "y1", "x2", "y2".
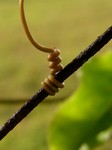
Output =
[{"x1": 0, "y1": 0, "x2": 112, "y2": 149}]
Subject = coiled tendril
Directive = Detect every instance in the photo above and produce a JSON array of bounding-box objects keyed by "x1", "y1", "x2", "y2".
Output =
[
  {"x1": 19, "y1": 0, "x2": 64, "y2": 95},
  {"x1": 41, "y1": 49, "x2": 64, "y2": 95}
]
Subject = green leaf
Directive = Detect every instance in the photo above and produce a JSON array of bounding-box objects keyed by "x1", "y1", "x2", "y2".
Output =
[{"x1": 49, "y1": 51, "x2": 112, "y2": 150}]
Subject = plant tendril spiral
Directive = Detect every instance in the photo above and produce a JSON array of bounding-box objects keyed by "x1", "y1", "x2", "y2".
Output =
[{"x1": 19, "y1": 0, "x2": 64, "y2": 95}]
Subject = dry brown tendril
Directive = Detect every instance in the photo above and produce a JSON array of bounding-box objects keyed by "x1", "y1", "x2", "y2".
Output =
[{"x1": 19, "y1": 0, "x2": 64, "y2": 95}]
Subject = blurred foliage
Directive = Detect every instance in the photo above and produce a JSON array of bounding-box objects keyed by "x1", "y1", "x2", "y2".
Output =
[{"x1": 49, "y1": 51, "x2": 112, "y2": 150}]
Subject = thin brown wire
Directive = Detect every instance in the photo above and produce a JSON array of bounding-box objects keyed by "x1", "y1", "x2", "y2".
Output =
[{"x1": 0, "y1": 26, "x2": 112, "y2": 140}]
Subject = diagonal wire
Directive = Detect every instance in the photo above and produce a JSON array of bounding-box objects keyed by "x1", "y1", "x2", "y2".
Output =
[{"x1": 0, "y1": 26, "x2": 112, "y2": 140}]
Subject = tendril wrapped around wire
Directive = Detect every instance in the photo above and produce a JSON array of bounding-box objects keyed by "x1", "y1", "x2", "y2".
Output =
[
  {"x1": 19, "y1": 0, "x2": 64, "y2": 95},
  {"x1": 41, "y1": 49, "x2": 64, "y2": 95}
]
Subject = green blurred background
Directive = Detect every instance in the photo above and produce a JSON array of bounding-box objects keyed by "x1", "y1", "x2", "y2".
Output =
[{"x1": 0, "y1": 0, "x2": 112, "y2": 149}]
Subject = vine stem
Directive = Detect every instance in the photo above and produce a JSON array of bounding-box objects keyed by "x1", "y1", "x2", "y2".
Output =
[{"x1": 0, "y1": 26, "x2": 112, "y2": 140}]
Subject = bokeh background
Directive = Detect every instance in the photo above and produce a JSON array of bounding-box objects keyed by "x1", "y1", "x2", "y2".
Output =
[{"x1": 0, "y1": 0, "x2": 112, "y2": 149}]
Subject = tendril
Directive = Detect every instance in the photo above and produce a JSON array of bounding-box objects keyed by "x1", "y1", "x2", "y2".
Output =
[{"x1": 19, "y1": 0, "x2": 64, "y2": 95}]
